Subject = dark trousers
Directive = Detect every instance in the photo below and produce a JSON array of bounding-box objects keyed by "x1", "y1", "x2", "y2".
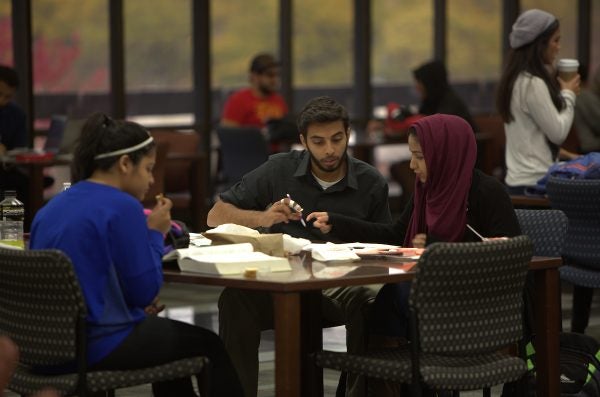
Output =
[
  {"x1": 91, "y1": 316, "x2": 244, "y2": 397},
  {"x1": 371, "y1": 282, "x2": 412, "y2": 337},
  {"x1": 572, "y1": 285, "x2": 594, "y2": 333}
]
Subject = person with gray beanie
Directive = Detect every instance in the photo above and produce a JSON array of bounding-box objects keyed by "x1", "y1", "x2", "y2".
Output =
[{"x1": 496, "y1": 8, "x2": 580, "y2": 195}]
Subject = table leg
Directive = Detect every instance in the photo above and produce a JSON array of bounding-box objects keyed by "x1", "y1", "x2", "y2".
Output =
[
  {"x1": 534, "y1": 267, "x2": 560, "y2": 397},
  {"x1": 273, "y1": 292, "x2": 301, "y2": 397},
  {"x1": 301, "y1": 291, "x2": 323, "y2": 396}
]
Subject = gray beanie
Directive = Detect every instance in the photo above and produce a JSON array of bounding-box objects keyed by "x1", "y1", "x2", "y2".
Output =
[{"x1": 509, "y1": 9, "x2": 556, "y2": 49}]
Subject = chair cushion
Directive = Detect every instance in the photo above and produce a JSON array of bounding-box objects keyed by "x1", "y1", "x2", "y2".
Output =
[
  {"x1": 10, "y1": 356, "x2": 208, "y2": 395},
  {"x1": 560, "y1": 265, "x2": 600, "y2": 288},
  {"x1": 315, "y1": 347, "x2": 526, "y2": 391}
]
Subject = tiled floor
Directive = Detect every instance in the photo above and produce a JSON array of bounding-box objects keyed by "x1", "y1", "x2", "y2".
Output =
[{"x1": 6, "y1": 282, "x2": 600, "y2": 397}]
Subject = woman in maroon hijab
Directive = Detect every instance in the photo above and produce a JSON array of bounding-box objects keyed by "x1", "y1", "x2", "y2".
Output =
[
  {"x1": 307, "y1": 113, "x2": 521, "y2": 338},
  {"x1": 308, "y1": 113, "x2": 519, "y2": 246}
]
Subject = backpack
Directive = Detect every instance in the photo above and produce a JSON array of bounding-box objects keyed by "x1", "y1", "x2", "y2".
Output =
[{"x1": 502, "y1": 333, "x2": 600, "y2": 397}]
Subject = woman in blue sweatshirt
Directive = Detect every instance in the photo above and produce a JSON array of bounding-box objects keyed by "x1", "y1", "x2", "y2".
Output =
[{"x1": 30, "y1": 113, "x2": 243, "y2": 397}]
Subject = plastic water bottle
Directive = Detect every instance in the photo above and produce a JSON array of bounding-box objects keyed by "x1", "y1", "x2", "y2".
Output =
[{"x1": 0, "y1": 190, "x2": 25, "y2": 249}]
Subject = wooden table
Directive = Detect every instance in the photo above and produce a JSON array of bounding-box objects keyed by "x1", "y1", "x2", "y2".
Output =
[
  {"x1": 511, "y1": 195, "x2": 551, "y2": 208},
  {"x1": 164, "y1": 254, "x2": 562, "y2": 397}
]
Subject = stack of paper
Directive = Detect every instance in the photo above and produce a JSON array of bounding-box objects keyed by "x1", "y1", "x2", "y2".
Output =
[{"x1": 166, "y1": 243, "x2": 291, "y2": 275}]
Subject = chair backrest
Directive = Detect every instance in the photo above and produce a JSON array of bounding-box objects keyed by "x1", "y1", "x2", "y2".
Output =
[
  {"x1": 546, "y1": 176, "x2": 600, "y2": 267},
  {"x1": 0, "y1": 248, "x2": 86, "y2": 366},
  {"x1": 410, "y1": 236, "x2": 532, "y2": 355},
  {"x1": 515, "y1": 209, "x2": 567, "y2": 257},
  {"x1": 216, "y1": 126, "x2": 269, "y2": 188},
  {"x1": 151, "y1": 129, "x2": 201, "y2": 193}
]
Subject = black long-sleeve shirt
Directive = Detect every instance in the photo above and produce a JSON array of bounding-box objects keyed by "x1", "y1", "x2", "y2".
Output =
[{"x1": 327, "y1": 169, "x2": 521, "y2": 245}]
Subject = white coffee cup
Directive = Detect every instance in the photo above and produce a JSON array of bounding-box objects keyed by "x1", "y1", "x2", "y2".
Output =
[{"x1": 557, "y1": 59, "x2": 579, "y2": 82}]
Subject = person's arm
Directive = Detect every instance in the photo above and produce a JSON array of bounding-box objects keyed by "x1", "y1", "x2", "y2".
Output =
[
  {"x1": 207, "y1": 198, "x2": 298, "y2": 228},
  {"x1": 109, "y1": 200, "x2": 164, "y2": 309},
  {"x1": 526, "y1": 77, "x2": 576, "y2": 146},
  {"x1": 472, "y1": 173, "x2": 521, "y2": 238}
]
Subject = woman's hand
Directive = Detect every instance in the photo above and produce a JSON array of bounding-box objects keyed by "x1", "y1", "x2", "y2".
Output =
[
  {"x1": 144, "y1": 296, "x2": 165, "y2": 315},
  {"x1": 412, "y1": 233, "x2": 427, "y2": 248},
  {"x1": 306, "y1": 212, "x2": 332, "y2": 234},
  {"x1": 147, "y1": 195, "x2": 173, "y2": 234},
  {"x1": 558, "y1": 74, "x2": 581, "y2": 95}
]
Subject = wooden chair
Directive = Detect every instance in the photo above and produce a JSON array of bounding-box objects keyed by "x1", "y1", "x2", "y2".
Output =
[
  {"x1": 315, "y1": 237, "x2": 532, "y2": 396},
  {"x1": 150, "y1": 129, "x2": 207, "y2": 231},
  {"x1": 0, "y1": 248, "x2": 210, "y2": 397}
]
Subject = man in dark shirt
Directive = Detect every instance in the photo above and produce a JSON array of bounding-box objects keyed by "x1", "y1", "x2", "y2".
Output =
[
  {"x1": 0, "y1": 65, "x2": 28, "y2": 202},
  {"x1": 207, "y1": 96, "x2": 392, "y2": 397}
]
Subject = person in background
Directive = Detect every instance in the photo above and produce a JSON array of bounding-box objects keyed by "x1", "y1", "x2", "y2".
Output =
[
  {"x1": 497, "y1": 8, "x2": 581, "y2": 195},
  {"x1": 220, "y1": 53, "x2": 288, "y2": 129},
  {"x1": 29, "y1": 113, "x2": 243, "y2": 397},
  {"x1": 0, "y1": 65, "x2": 28, "y2": 202},
  {"x1": 412, "y1": 60, "x2": 477, "y2": 131},
  {"x1": 574, "y1": 65, "x2": 600, "y2": 153},
  {"x1": 208, "y1": 96, "x2": 392, "y2": 397},
  {"x1": 308, "y1": 114, "x2": 521, "y2": 395}
]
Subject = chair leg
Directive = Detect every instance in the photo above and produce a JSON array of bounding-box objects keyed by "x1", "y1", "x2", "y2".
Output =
[
  {"x1": 483, "y1": 387, "x2": 491, "y2": 397},
  {"x1": 198, "y1": 361, "x2": 212, "y2": 397}
]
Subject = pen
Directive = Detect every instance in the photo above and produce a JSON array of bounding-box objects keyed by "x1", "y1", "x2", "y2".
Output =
[
  {"x1": 466, "y1": 224, "x2": 487, "y2": 241},
  {"x1": 286, "y1": 193, "x2": 307, "y2": 227}
]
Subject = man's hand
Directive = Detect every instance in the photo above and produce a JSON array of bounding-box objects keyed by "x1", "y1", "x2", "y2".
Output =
[
  {"x1": 306, "y1": 212, "x2": 332, "y2": 234},
  {"x1": 261, "y1": 199, "x2": 301, "y2": 228}
]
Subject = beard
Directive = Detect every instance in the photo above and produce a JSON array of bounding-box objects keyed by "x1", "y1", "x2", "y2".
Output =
[
  {"x1": 306, "y1": 145, "x2": 348, "y2": 174},
  {"x1": 258, "y1": 81, "x2": 276, "y2": 96}
]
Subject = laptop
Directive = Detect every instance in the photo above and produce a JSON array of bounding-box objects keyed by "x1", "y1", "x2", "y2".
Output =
[
  {"x1": 44, "y1": 116, "x2": 86, "y2": 158},
  {"x1": 44, "y1": 115, "x2": 67, "y2": 154}
]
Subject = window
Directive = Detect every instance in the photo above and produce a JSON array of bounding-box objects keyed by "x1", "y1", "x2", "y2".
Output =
[
  {"x1": 124, "y1": 0, "x2": 192, "y2": 126},
  {"x1": 211, "y1": 0, "x2": 278, "y2": 117},
  {"x1": 447, "y1": 0, "x2": 501, "y2": 82},
  {"x1": 31, "y1": 0, "x2": 110, "y2": 125},
  {"x1": 292, "y1": 0, "x2": 352, "y2": 113},
  {"x1": 371, "y1": 0, "x2": 433, "y2": 110},
  {"x1": 447, "y1": 0, "x2": 501, "y2": 114},
  {"x1": 0, "y1": 0, "x2": 12, "y2": 66},
  {"x1": 590, "y1": 1, "x2": 600, "y2": 76}
]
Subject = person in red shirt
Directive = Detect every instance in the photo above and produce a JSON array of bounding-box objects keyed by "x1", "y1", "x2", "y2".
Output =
[{"x1": 221, "y1": 53, "x2": 288, "y2": 128}]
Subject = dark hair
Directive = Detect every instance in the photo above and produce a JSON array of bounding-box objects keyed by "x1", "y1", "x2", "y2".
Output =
[
  {"x1": 0, "y1": 65, "x2": 19, "y2": 88},
  {"x1": 71, "y1": 113, "x2": 155, "y2": 182},
  {"x1": 250, "y1": 53, "x2": 280, "y2": 74},
  {"x1": 296, "y1": 96, "x2": 349, "y2": 138},
  {"x1": 413, "y1": 60, "x2": 449, "y2": 115},
  {"x1": 496, "y1": 20, "x2": 563, "y2": 123}
]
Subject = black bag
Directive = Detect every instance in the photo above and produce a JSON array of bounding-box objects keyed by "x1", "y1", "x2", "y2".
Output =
[
  {"x1": 503, "y1": 333, "x2": 600, "y2": 397},
  {"x1": 559, "y1": 332, "x2": 600, "y2": 396}
]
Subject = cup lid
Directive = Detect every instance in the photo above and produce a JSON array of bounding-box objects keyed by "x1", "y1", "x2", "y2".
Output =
[{"x1": 557, "y1": 58, "x2": 579, "y2": 68}]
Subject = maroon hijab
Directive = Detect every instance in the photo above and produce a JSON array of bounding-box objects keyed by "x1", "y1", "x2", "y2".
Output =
[{"x1": 404, "y1": 114, "x2": 477, "y2": 247}]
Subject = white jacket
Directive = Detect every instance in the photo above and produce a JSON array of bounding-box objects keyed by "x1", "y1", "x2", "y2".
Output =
[{"x1": 504, "y1": 72, "x2": 576, "y2": 187}]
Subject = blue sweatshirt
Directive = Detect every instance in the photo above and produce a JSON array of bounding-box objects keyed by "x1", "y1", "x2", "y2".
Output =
[{"x1": 30, "y1": 181, "x2": 164, "y2": 366}]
